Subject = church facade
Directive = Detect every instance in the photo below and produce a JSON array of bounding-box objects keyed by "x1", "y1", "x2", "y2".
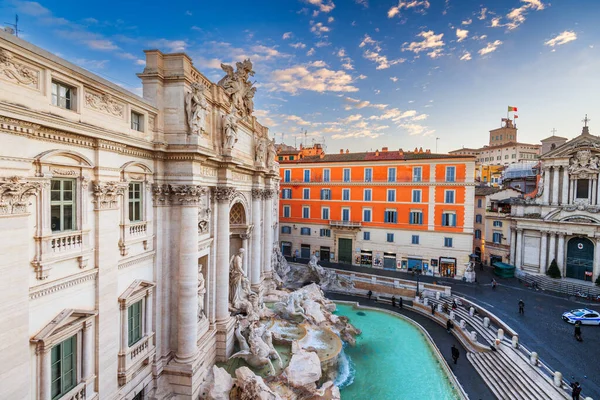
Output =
[
  {"x1": 510, "y1": 122, "x2": 600, "y2": 283},
  {"x1": 0, "y1": 31, "x2": 278, "y2": 399}
]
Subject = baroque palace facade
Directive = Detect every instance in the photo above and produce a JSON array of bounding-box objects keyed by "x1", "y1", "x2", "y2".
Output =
[
  {"x1": 0, "y1": 31, "x2": 278, "y2": 399},
  {"x1": 278, "y1": 147, "x2": 475, "y2": 278}
]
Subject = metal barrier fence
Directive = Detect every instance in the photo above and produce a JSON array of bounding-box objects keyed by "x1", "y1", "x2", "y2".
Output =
[{"x1": 516, "y1": 269, "x2": 600, "y2": 299}]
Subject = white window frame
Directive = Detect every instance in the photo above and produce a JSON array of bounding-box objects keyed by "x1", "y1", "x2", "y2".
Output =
[
  {"x1": 364, "y1": 188, "x2": 372, "y2": 201},
  {"x1": 321, "y1": 207, "x2": 330, "y2": 220},
  {"x1": 323, "y1": 168, "x2": 331, "y2": 182},
  {"x1": 364, "y1": 167, "x2": 373, "y2": 182},
  {"x1": 442, "y1": 212, "x2": 457, "y2": 227},
  {"x1": 363, "y1": 208, "x2": 372, "y2": 222},
  {"x1": 284, "y1": 170, "x2": 291, "y2": 182},
  {"x1": 303, "y1": 188, "x2": 310, "y2": 200},
  {"x1": 388, "y1": 167, "x2": 396, "y2": 182},
  {"x1": 445, "y1": 166, "x2": 456, "y2": 182},
  {"x1": 412, "y1": 189, "x2": 422, "y2": 203},
  {"x1": 387, "y1": 189, "x2": 396, "y2": 202},
  {"x1": 444, "y1": 190, "x2": 455, "y2": 204},
  {"x1": 343, "y1": 168, "x2": 351, "y2": 182},
  {"x1": 51, "y1": 80, "x2": 76, "y2": 111},
  {"x1": 342, "y1": 188, "x2": 351, "y2": 201},
  {"x1": 131, "y1": 110, "x2": 144, "y2": 132},
  {"x1": 282, "y1": 189, "x2": 292, "y2": 199},
  {"x1": 412, "y1": 166, "x2": 422, "y2": 182},
  {"x1": 302, "y1": 206, "x2": 310, "y2": 219},
  {"x1": 303, "y1": 169, "x2": 311, "y2": 182},
  {"x1": 341, "y1": 207, "x2": 351, "y2": 221}
]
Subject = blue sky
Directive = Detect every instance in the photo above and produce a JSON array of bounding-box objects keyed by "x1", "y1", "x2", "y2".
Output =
[{"x1": 2, "y1": 0, "x2": 599, "y2": 153}]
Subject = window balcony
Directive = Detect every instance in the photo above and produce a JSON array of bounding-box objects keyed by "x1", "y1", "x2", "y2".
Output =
[
  {"x1": 329, "y1": 220, "x2": 362, "y2": 230},
  {"x1": 32, "y1": 230, "x2": 92, "y2": 280},
  {"x1": 118, "y1": 333, "x2": 156, "y2": 386},
  {"x1": 62, "y1": 381, "x2": 87, "y2": 400},
  {"x1": 119, "y1": 221, "x2": 151, "y2": 256}
]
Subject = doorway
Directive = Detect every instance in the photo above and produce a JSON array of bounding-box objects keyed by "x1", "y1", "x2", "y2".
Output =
[
  {"x1": 320, "y1": 246, "x2": 330, "y2": 261},
  {"x1": 566, "y1": 237, "x2": 594, "y2": 280},
  {"x1": 338, "y1": 238, "x2": 353, "y2": 264}
]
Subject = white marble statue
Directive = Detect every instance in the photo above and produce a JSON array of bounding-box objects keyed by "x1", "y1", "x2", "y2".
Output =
[
  {"x1": 198, "y1": 264, "x2": 206, "y2": 320},
  {"x1": 218, "y1": 59, "x2": 256, "y2": 117},
  {"x1": 223, "y1": 108, "x2": 239, "y2": 151},
  {"x1": 255, "y1": 137, "x2": 266, "y2": 165},
  {"x1": 230, "y1": 320, "x2": 281, "y2": 375},
  {"x1": 185, "y1": 82, "x2": 209, "y2": 135},
  {"x1": 229, "y1": 248, "x2": 246, "y2": 306},
  {"x1": 266, "y1": 138, "x2": 276, "y2": 169}
]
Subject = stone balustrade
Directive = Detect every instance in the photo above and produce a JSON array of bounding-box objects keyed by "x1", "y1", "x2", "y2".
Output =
[
  {"x1": 63, "y1": 382, "x2": 86, "y2": 400},
  {"x1": 50, "y1": 231, "x2": 83, "y2": 252},
  {"x1": 128, "y1": 221, "x2": 147, "y2": 236},
  {"x1": 118, "y1": 333, "x2": 156, "y2": 386}
]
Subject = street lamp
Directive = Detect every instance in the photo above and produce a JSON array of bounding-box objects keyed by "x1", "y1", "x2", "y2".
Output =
[{"x1": 415, "y1": 267, "x2": 422, "y2": 297}]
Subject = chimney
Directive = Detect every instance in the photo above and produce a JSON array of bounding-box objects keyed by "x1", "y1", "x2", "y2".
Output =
[
  {"x1": 375, "y1": 149, "x2": 379, "y2": 156},
  {"x1": 346, "y1": 149, "x2": 349, "y2": 154},
  {"x1": 419, "y1": 147, "x2": 423, "y2": 153},
  {"x1": 414, "y1": 147, "x2": 418, "y2": 152},
  {"x1": 426, "y1": 149, "x2": 431, "y2": 154},
  {"x1": 382, "y1": 147, "x2": 388, "y2": 152},
  {"x1": 320, "y1": 153, "x2": 325, "y2": 159},
  {"x1": 399, "y1": 148, "x2": 404, "y2": 155},
  {"x1": 340, "y1": 149, "x2": 344, "y2": 154}
]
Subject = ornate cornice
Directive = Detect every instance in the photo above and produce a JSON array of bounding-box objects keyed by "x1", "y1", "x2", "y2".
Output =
[
  {"x1": 0, "y1": 47, "x2": 39, "y2": 87},
  {"x1": 92, "y1": 181, "x2": 126, "y2": 210},
  {"x1": 170, "y1": 185, "x2": 207, "y2": 205},
  {"x1": 214, "y1": 186, "x2": 236, "y2": 202},
  {"x1": 0, "y1": 176, "x2": 42, "y2": 215},
  {"x1": 29, "y1": 270, "x2": 98, "y2": 300},
  {"x1": 118, "y1": 252, "x2": 155, "y2": 270}
]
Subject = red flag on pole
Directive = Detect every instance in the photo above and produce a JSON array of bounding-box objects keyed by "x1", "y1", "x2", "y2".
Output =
[{"x1": 514, "y1": 115, "x2": 519, "y2": 119}]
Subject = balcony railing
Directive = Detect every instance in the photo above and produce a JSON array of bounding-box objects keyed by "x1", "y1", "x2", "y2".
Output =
[
  {"x1": 330, "y1": 220, "x2": 362, "y2": 228},
  {"x1": 50, "y1": 231, "x2": 83, "y2": 253},
  {"x1": 118, "y1": 333, "x2": 155, "y2": 385},
  {"x1": 63, "y1": 382, "x2": 86, "y2": 400},
  {"x1": 128, "y1": 221, "x2": 147, "y2": 236}
]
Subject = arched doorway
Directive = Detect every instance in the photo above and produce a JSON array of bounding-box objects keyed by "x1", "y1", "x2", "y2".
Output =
[{"x1": 566, "y1": 237, "x2": 594, "y2": 280}]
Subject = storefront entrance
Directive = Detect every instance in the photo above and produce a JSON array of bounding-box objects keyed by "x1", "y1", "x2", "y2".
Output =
[
  {"x1": 566, "y1": 237, "x2": 594, "y2": 281},
  {"x1": 440, "y1": 257, "x2": 457, "y2": 277},
  {"x1": 383, "y1": 252, "x2": 397, "y2": 269},
  {"x1": 407, "y1": 258, "x2": 422, "y2": 271},
  {"x1": 320, "y1": 246, "x2": 330, "y2": 261},
  {"x1": 338, "y1": 238, "x2": 353, "y2": 264},
  {"x1": 300, "y1": 244, "x2": 311, "y2": 259},
  {"x1": 360, "y1": 250, "x2": 373, "y2": 267},
  {"x1": 281, "y1": 241, "x2": 292, "y2": 257}
]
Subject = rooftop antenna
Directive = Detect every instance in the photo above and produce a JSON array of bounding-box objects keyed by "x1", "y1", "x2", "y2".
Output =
[
  {"x1": 550, "y1": 128, "x2": 557, "y2": 136},
  {"x1": 280, "y1": 132, "x2": 284, "y2": 144},
  {"x1": 435, "y1": 137, "x2": 440, "y2": 153},
  {"x1": 4, "y1": 14, "x2": 20, "y2": 37},
  {"x1": 304, "y1": 129, "x2": 308, "y2": 147}
]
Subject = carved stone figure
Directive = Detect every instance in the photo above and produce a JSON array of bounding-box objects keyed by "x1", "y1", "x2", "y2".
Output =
[
  {"x1": 85, "y1": 92, "x2": 124, "y2": 117},
  {"x1": 198, "y1": 265, "x2": 206, "y2": 320},
  {"x1": 535, "y1": 174, "x2": 544, "y2": 198},
  {"x1": 569, "y1": 150, "x2": 598, "y2": 175},
  {"x1": 230, "y1": 320, "x2": 279, "y2": 375},
  {"x1": 218, "y1": 59, "x2": 256, "y2": 117},
  {"x1": 254, "y1": 137, "x2": 266, "y2": 165},
  {"x1": 223, "y1": 108, "x2": 239, "y2": 151},
  {"x1": 266, "y1": 138, "x2": 276, "y2": 169},
  {"x1": 0, "y1": 48, "x2": 38, "y2": 86},
  {"x1": 185, "y1": 82, "x2": 209, "y2": 135},
  {"x1": 229, "y1": 248, "x2": 246, "y2": 306}
]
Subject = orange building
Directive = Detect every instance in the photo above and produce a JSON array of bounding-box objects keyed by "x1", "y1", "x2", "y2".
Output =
[{"x1": 278, "y1": 147, "x2": 476, "y2": 278}]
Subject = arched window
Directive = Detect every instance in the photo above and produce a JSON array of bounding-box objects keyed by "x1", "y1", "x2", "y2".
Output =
[{"x1": 230, "y1": 202, "x2": 246, "y2": 225}]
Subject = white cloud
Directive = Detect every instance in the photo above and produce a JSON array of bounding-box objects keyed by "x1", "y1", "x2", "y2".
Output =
[
  {"x1": 478, "y1": 40, "x2": 503, "y2": 56},
  {"x1": 403, "y1": 30, "x2": 445, "y2": 59},
  {"x1": 356, "y1": 0, "x2": 369, "y2": 8},
  {"x1": 478, "y1": 7, "x2": 487, "y2": 20},
  {"x1": 544, "y1": 30, "x2": 577, "y2": 47},
  {"x1": 290, "y1": 42, "x2": 307, "y2": 49},
  {"x1": 344, "y1": 97, "x2": 387, "y2": 110},
  {"x1": 340, "y1": 114, "x2": 363, "y2": 123},
  {"x1": 462, "y1": 18, "x2": 472, "y2": 25},
  {"x1": 74, "y1": 58, "x2": 109, "y2": 69},
  {"x1": 310, "y1": 21, "x2": 330, "y2": 36},
  {"x1": 303, "y1": 0, "x2": 335, "y2": 13},
  {"x1": 149, "y1": 39, "x2": 187, "y2": 52},
  {"x1": 472, "y1": 35, "x2": 487, "y2": 41},
  {"x1": 341, "y1": 62, "x2": 354, "y2": 70},
  {"x1": 456, "y1": 28, "x2": 468, "y2": 42},
  {"x1": 459, "y1": 51, "x2": 472, "y2": 61},
  {"x1": 364, "y1": 49, "x2": 404, "y2": 69},
  {"x1": 503, "y1": 0, "x2": 546, "y2": 30},
  {"x1": 400, "y1": 123, "x2": 434, "y2": 136},
  {"x1": 412, "y1": 114, "x2": 428, "y2": 121},
  {"x1": 358, "y1": 74, "x2": 367, "y2": 79},
  {"x1": 254, "y1": 109, "x2": 278, "y2": 127},
  {"x1": 307, "y1": 48, "x2": 316, "y2": 56},
  {"x1": 490, "y1": 16, "x2": 502, "y2": 28},
  {"x1": 84, "y1": 39, "x2": 119, "y2": 50},
  {"x1": 285, "y1": 114, "x2": 312, "y2": 126},
  {"x1": 283, "y1": 32, "x2": 292, "y2": 39},
  {"x1": 388, "y1": 0, "x2": 431, "y2": 18},
  {"x1": 315, "y1": 40, "x2": 331, "y2": 47},
  {"x1": 359, "y1": 34, "x2": 380, "y2": 50},
  {"x1": 390, "y1": 76, "x2": 398, "y2": 82},
  {"x1": 368, "y1": 108, "x2": 418, "y2": 122},
  {"x1": 185, "y1": 10, "x2": 192, "y2": 16},
  {"x1": 328, "y1": 16, "x2": 334, "y2": 23},
  {"x1": 309, "y1": 60, "x2": 328, "y2": 67},
  {"x1": 270, "y1": 64, "x2": 358, "y2": 94}
]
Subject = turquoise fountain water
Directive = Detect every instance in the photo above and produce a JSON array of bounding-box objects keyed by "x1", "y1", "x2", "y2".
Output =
[{"x1": 335, "y1": 303, "x2": 461, "y2": 400}]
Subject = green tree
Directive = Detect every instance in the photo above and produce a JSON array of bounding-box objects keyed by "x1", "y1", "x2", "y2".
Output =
[{"x1": 546, "y1": 259, "x2": 561, "y2": 279}]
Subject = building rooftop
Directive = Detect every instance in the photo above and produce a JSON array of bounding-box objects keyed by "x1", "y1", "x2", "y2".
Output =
[
  {"x1": 279, "y1": 149, "x2": 474, "y2": 163},
  {"x1": 475, "y1": 187, "x2": 503, "y2": 196}
]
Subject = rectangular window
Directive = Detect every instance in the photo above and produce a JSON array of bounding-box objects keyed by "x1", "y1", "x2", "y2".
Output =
[
  {"x1": 51, "y1": 335, "x2": 77, "y2": 399},
  {"x1": 442, "y1": 212, "x2": 457, "y2": 227},
  {"x1": 493, "y1": 220, "x2": 503, "y2": 227},
  {"x1": 322, "y1": 207, "x2": 330, "y2": 220},
  {"x1": 475, "y1": 229, "x2": 481, "y2": 239},
  {"x1": 300, "y1": 227, "x2": 311, "y2": 235},
  {"x1": 320, "y1": 228, "x2": 331, "y2": 237},
  {"x1": 477, "y1": 198, "x2": 482, "y2": 208},
  {"x1": 412, "y1": 190, "x2": 421, "y2": 203},
  {"x1": 363, "y1": 209, "x2": 371, "y2": 222},
  {"x1": 493, "y1": 232, "x2": 502, "y2": 244},
  {"x1": 283, "y1": 205, "x2": 291, "y2": 218},
  {"x1": 384, "y1": 210, "x2": 397, "y2": 223},
  {"x1": 128, "y1": 182, "x2": 143, "y2": 222},
  {"x1": 282, "y1": 189, "x2": 292, "y2": 199},
  {"x1": 387, "y1": 189, "x2": 396, "y2": 202},
  {"x1": 364, "y1": 168, "x2": 372, "y2": 182},
  {"x1": 388, "y1": 167, "x2": 396, "y2": 182},
  {"x1": 323, "y1": 169, "x2": 330, "y2": 182},
  {"x1": 445, "y1": 190, "x2": 455, "y2": 204},
  {"x1": 303, "y1": 188, "x2": 310, "y2": 200},
  {"x1": 577, "y1": 179, "x2": 589, "y2": 199},
  {"x1": 51, "y1": 81, "x2": 74, "y2": 110},
  {"x1": 128, "y1": 300, "x2": 142, "y2": 346},
  {"x1": 281, "y1": 226, "x2": 292, "y2": 234},
  {"x1": 413, "y1": 166, "x2": 422, "y2": 182},
  {"x1": 387, "y1": 233, "x2": 394, "y2": 243},
  {"x1": 303, "y1": 170, "x2": 310, "y2": 183},
  {"x1": 289, "y1": 156, "x2": 295, "y2": 161},
  {"x1": 284, "y1": 170, "x2": 291, "y2": 182},
  {"x1": 342, "y1": 188, "x2": 350, "y2": 201},
  {"x1": 363, "y1": 231, "x2": 371, "y2": 240},
  {"x1": 409, "y1": 211, "x2": 423, "y2": 225},
  {"x1": 50, "y1": 179, "x2": 76, "y2": 232},
  {"x1": 342, "y1": 208, "x2": 350, "y2": 221},
  {"x1": 446, "y1": 166, "x2": 456, "y2": 182},
  {"x1": 444, "y1": 237, "x2": 453, "y2": 247},
  {"x1": 131, "y1": 111, "x2": 143, "y2": 131},
  {"x1": 302, "y1": 206, "x2": 310, "y2": 219},
  {"x1": 320, "y1": 188, "x2": 331, "y2": 200},
  {"x1": 343, "y1": 168, "x2": 351, "y2": 182},
  {"x1": 411, "y1": 235, "x2": 420, "y2": 245},
  {"x1": 364, "y1": 189, "x2": 372, "y2": 201}
]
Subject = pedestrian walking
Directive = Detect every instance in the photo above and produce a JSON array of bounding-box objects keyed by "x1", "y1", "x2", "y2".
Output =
[
  {"x1": 571, "y1": 381, "x2": 582, "y2": 400},
  {"x1": 446, "y1": 319, "x2": 454, "y2": 333},
  {"x1": 451, "y1": 344, "x2": 460, "y2": 364},
  {"x1": 367, "y1": 290, "x2": 372, "y2": 300},
  {"x1": 518, "y1": 299, "x2": 525, "y2": 315},
  {"x1": 392, "y1": 296, "x2": 396, "y2": 307},
  {"x1": 574, "y1": 321, "x2": 583, "y2": 342},
  {"x1": 399, "y1": 297, "x2": 403, "y2": 309},
  {"x1": 492, "y1": 279, "x2": 497, "y2": 290},
  {"x1": 451, "y1": 299, "x2": 457, "y2": 310},
  {"x1": 431, "y1": 303, "x2": 436, "y2": 315}
]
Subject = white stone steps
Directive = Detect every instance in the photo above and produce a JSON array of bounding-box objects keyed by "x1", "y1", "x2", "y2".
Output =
[
  {"x1": 466, "y1": 352, "x2": 505, "y2": 400},
  {"x1": 474, "y1": 352, "x2": 529, "y2": 400}
]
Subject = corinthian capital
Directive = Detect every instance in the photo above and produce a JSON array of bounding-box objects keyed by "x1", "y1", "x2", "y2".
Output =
[
  {"x1": 251, "y1": 188, "x2": 263, "y2": 199},
  {"x1": 214, "y1": 186, "x2": 236, "y2": 202},
  {"x1": 152, "y1": 184, "x2": 171, "y2": 206},
  {"x1": 262, "y1": 188, "x2": 274, "y2": 199},
  {"x1": 92, "y1": 181, "x2": 126, "y2": 210},
  {"x1": 170, "y1": 185, "x2": 207, "y2": 205},
  {"x1": 0, "y1": 176, "x2": 42, "y2": 215}
]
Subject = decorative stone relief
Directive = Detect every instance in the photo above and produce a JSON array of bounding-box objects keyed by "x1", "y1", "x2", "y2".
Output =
[
  {"x1": 251, "y1": 188, "x2": 262, "y2": 199},
  {"x1": 92, "y1": 181, "x2": 126, "y2": 210},
  {"x1": 223, "y1": 108, "x2": 239, "y2": 152},
  {"x1": 185, "y1": 82, "x2": 209, "y2": 135},
  {"x1": 261, "y1": 189, "x2": 274, "y2": 199},
  {"x1": 170, "y1": 185, "x2": 207, "y2": 206},
  {"x1": 218, "y1": 59, "x2": 256, "y2": 117},
  {"x1": 0, "y1": 47, "x2": 38, "y2": 87},
  {"x1": 198, "y1": 190, "x2": 211, "y2": 233},
  {"x1": 198, "y1": 264, "x2": 206, "y2": 321},
  {"x1": 152, "y1": 184, "x2": 171, "y2": 206},
  {"x1": 214, "y1": 187, "x2": 236, "y2": 203},
  {"x1": 84, "y1": 91, "x2": 124, "y2": 117},
  {"x1": 266, "y1": 138, "x2": 276, "y2": 169},
  {"x1": 0, "y1": 176, "x2": 42, "y2": 215},
  {"x1": 569, "y1": 150, "x2": 599, "y2": 177}
]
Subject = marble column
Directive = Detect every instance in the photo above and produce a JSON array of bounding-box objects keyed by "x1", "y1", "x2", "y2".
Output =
[
  {"x1": 145, "y1": 290, "x2": 153, "y2": 337},
  {"x1": 570, "y1": 179, "x2": 576, "y2": 203},
  {"x1": 215, "y1": 187, "x2": 235, "y2": 322},
  {"x1": 509, "y1": 228, "x2": 517, "y2": 265},
  {"x1": 561, "y1": 167, "x2": 569, "y2": 205},
  {"x1": 39, "y1": 348, "x2": 52, "y2": 400},
  {"x1": 262, "y1": 188, "x2": 274, "y2": 278},
  {"x1": 241, "y1": 233, "x2": 250, "y2": 276},
  {"x1": 551, "y1": 167, "x2": 560, "y2": 205},
  {"x1": 543, "y1": 168, "x2": 551, "y2": 205},
  {"x1": 588, "y1": 179, "x2": 593, "y2": 204},
  {"x1": 82, "y1": 320, "x2": 94, "y2": 380},
  {"x1": 596, "y1": 176, "x2": 600, "y2": 206},
  {"x1": 539, "y1": 232, "x2": 548, "y2": 274},
  {"x1": 173, "y1": 186, "x2": 202, "y2": 363},
  {"x1": 557, "y1": 233, "x2": 566, "y2": 274},
  {"x1": 548, "y1": 232, "x2": 557, "y2": 264},
  {"x1": 515, "y1": 229, "x2": 523, "y2": 268},
  {"x1": 251, "y1": 189, "x2": 263, "y2": 289}
]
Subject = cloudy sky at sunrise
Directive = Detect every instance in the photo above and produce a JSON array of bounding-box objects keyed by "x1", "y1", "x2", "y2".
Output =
[{"x1": 2, "y1": 0, "x2": 599, "y2": 153}]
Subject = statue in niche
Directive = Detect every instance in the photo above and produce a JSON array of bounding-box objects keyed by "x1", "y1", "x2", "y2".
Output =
[
  {"x1": 223, "y1": 107, "x2": 239, "y2": 151},
  {"x1": 185, "y1": 82, "x2": 209, "y2": 135},
  {"x1": 255, "y1": 137, "x2": 266, "y2": 165},
  {"x1": 218, "y1": 59, "x2": 256, "y2": 117},
  {"x1": 198, "y1": 264, "x2": 206, "y2": 320},
  {"x1": 266, "y1": 138, "x2": 276, "y2": 169}
]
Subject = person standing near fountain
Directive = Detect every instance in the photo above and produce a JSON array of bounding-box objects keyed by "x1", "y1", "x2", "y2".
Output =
[
  {"x1": 399, "y1": 297, "x2": 403, "y2": 309},
  {"x1": 392, "y1": 296, "x2": 396, "y2": 307},
  {"x1": 451, "y1": 344, "x2": 460, "y2": 365}
]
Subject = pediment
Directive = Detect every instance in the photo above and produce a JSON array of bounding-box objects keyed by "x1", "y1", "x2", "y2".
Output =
[
  {"x1": 543, "y1": 133, "x2": 600, "y2": 159},
  {"x1": 31, "y1": 309, "x2": 97, "y2": 343},
  {"x1": 119, "y1": 279, "x2": 155, "y2": 303}
]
